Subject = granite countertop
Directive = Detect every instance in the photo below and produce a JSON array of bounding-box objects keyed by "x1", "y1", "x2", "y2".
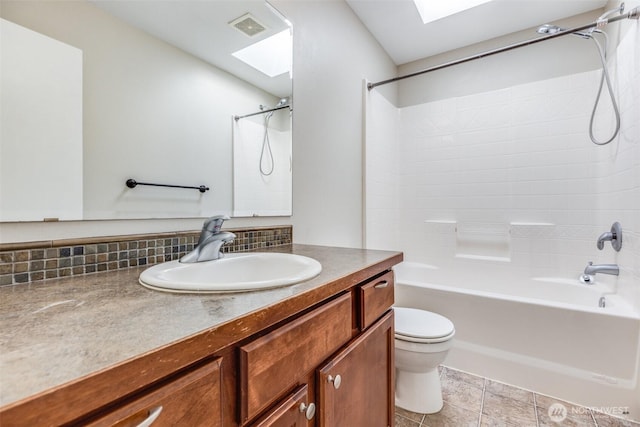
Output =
[{"x1": 0, "y1": 244, "x2": 402, "y2": 408}]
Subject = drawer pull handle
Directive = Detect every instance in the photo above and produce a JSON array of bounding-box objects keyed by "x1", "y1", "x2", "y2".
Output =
[
  {"x1": 136, "y1": 406, "x2": 163, "y2": 427},
  {"x1": 327, "y1": 374, "x2": 342, "y2": 389},
  {"x1": 374, "y1": 281, "x2": 389, "y2": 289},
  {"x1": 299, "y1": 402, "x2": 316, "y2": 420}
]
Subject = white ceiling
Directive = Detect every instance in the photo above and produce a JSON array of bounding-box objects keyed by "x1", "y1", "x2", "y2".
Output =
[
  {"x1": 89, "y1": 0, "x2": 608, "y2": 92},
  {"x1": 90, "y1": 0, "x2": 292, "y2": 98},
  {"x1": 345, "y1": 0, "x2": 608, "y2": 65}
]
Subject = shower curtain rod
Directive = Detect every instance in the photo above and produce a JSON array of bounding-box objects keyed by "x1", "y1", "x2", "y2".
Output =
[
  {"x1": 234, "y1": 104, "x2": 291, "y2": 121},
  {"x1": 367, "y1": 7, "x2": 639, "y2": 90}
]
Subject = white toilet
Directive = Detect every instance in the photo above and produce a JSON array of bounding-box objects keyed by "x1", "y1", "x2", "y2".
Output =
[{"x1": 394, "y1": 307, "x2": 455, "y2": 414}]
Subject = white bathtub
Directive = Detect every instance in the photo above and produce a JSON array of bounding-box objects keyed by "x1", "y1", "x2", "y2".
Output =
[{"x1": 394, "y1": 261, "x2": 640, "y2": 417}]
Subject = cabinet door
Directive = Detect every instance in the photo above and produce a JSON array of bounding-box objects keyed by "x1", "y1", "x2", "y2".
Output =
[
  {"x1": 249, "y1": 385, "x2": 314, "y2": 427},
  {"x1": 84, "y1": 358, "x2": 222, "y2": 427},
  {"x1": 317, "y1": 311, "x2": 394, "y2": 427},
  {"x1": 240, "y1": 293, "x2": 353, "y2": 423}
]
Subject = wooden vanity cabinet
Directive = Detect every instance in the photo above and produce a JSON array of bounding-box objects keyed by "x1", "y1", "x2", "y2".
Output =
[
  {"x1": 317, "y1": 311, "x2": 394, "y2": 427},
  {"x1": 359, "y1": 270, "x2": 395, "y2": 329},
  {"x1": 0, "y1": 254, "x2": 400, "y2": 427},
  {"x1": 248, "y1": 385, "x2": 313, "y2": 427},
  {"x1": 239, "y1": 271, "x2": 395, "y2": 427},
  {"x1": 239, "y1": 293, "x2": 354, "y2": 424},
  {"x1": 84, "y1": 358, "x2": 223, "y2": 427}
]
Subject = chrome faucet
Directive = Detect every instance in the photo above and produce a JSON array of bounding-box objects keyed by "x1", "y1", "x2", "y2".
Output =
[
  {"x1": 583, "y1": 261, "x2": 619, "y2": 277},
  {"x1": 180, "y1": 215, "x2": 235, "y2": 263},
  {"x1": 596, "y1": 222, "x2": 622, "y2": 251}
]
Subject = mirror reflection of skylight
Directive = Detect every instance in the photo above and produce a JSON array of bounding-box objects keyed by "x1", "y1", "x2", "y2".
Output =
[
  {"x1": 413, "y1": 0, "x2": 493, "y2": 24},
  {"x1": 232, "y1": 29, "x2": 292, "y2": 78}
]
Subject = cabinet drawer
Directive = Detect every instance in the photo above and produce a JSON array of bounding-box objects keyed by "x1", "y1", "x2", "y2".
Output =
[
  {"x1": 359, "y1": 270, "x2": 394, "y2": 330},
  {"x1": 84, "y1": 358, "x2": 222, "y2": 427},
  {"x1": 249, "y1": 384, "x2": 313, "y2": 427},
  {"x1": 240, "y1": 293, "x2": 353, "y2": 423}
]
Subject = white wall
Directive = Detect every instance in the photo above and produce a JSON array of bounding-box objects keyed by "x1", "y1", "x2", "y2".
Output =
[
  {"x1": 397, "y1": 10, "x2": 605, "y2": 107},
  {"x1": 596, "y1": 13, "x2": 640, "y2": 314},
  {"x1": 0, "y1": 0, "x2": 396, "y2": 246},
  {"x1": 272, "y1": 0, "x2": 397, "y2": 248},
  {"x1": 233, "y1": 114, "x2": 292, "y2": 217},
  {"x1": 364, "y1": 87, "x2": 400, "y2": 251},
  {"x1": 367, "y1": 16, "x2": 640, "y2": 301},
  {"x1": 0, "y1": 0, "x2": 286, "y2": 223},
  {"x1": 1, "y1": 19, "x2": 83, "y2": 222},
  {"x1": 366, "y1": 3, "x2": 640, "y2": 414}
]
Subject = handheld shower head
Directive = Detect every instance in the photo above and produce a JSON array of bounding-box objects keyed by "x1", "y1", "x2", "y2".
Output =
[{"x1": 598, "y1": 2, "x2": 625, "y2": 21}]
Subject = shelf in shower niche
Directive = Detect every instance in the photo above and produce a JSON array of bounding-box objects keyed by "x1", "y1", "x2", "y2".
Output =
[{"x1": 455, "y1": 223, "x2": 510, "y2": 261}]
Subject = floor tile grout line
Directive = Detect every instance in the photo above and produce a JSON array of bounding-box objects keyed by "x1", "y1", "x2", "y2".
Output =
[
  {"x1": 401, "y1": 365, "x2": 640, "y2": 426},
  {"x1": 395, "y1": 411, "x2": 422, "y2": 427},
  {"x1": 533, "y1": 392, "x2": 539, "y2": 427},
  {"x1": 477, "y1": 378, "x2": 486, "y2": 427}
]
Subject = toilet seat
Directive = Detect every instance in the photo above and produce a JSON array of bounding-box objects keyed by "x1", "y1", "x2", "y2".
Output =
[{"x1": 394, "y1": 307, "x2": 455, "y2": 344}]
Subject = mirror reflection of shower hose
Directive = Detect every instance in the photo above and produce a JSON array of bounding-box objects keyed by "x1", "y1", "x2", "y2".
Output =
[
  {"x1": 260, "y1": 112, "x2": 275, "y2": 176},
  {"x1": 587, "y1": 31, "x2": 620, "y2": 146}
]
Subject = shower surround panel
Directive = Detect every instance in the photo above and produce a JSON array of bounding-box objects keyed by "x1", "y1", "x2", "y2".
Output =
[
  {"x1": 365, "y1": 23, "x2": 640, "y2": 417},
  {"x1": 366, "y1": 24, "x2": 640, "y2": 312}
]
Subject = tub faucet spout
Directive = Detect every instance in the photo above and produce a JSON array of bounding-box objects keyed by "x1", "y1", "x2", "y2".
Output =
[
  {"x1": 180, "y1": 215, "x2": 236, "y2": 263},
  {"x1": 583, "y1": 261, "x2": 619, "y2": 277}
]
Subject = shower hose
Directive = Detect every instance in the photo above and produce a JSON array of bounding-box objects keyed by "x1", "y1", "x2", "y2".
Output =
[
  {"x1": 587, "y1": 30, "x2": 621, "y2": 146},
  {"x1": 260, "y1": 112, "x2": 275, "y2": 176}
]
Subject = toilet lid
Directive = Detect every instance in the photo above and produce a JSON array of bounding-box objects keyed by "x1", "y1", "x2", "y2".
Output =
[{"x1": 394, "y1": 307, "x2": 455, "y2": 340}]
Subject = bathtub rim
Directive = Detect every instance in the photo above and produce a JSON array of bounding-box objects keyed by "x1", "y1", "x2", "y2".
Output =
[{"x1": 393, "y1": 262, "x2": 639, "y2": 319}]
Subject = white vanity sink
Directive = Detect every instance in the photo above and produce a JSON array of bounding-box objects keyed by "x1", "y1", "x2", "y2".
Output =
[{"x1": 139, "y1": 252, "x2": 322, "y2": 293}]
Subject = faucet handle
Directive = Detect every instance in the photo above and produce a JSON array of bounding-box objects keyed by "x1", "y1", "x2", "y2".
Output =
[
  {"x1": 597, "y1": 222, "x2": 622, "y2": 251},
  {"x1": 610, "y1": 222, "x2": 622, "y2": 251},
  {"x1": 202, "y1": 215, "x2": 230, "y2": 233}
]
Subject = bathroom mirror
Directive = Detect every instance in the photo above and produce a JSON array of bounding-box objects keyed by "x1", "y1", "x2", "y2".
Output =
[{"x1": 0, "y1": 0, "x2": 292, "y2": 222}]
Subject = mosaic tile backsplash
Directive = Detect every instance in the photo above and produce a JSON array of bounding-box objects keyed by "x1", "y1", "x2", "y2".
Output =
[{"x1": 0, "y1": 226, "x2": 292, "y2": 287}]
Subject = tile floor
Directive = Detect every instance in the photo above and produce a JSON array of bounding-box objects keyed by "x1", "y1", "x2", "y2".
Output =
[{"x1": 395, "y1": 366, "x2": 640, "y2": 427}]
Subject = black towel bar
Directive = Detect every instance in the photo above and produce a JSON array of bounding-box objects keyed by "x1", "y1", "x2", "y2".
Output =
[{"x1": 126, "y1": 178, "x2": 209, "y2": 193}]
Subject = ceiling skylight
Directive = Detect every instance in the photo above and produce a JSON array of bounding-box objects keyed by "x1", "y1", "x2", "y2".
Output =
[
  {"x1": 232, "y1": 29, "x2": 292, "y2": 78},
  {"x1": 413, "y1": 0, "x2": 494, "y2": 24}
]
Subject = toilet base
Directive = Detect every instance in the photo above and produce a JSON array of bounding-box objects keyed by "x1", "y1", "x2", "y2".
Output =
[{"x1": 395, "y1": 368, "x2": 443, "y2": 414}]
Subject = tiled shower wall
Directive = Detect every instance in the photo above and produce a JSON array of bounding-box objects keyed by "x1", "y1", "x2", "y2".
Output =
[
  {"x1": 366, "y1": 25, "x2": 640, "y2": 310},
  {"x1": 595, "y1": 25, "x2": 640, "y2": 312},
  {"x1": 233, "y1": 117, "x2": 293, "y2": 217}
]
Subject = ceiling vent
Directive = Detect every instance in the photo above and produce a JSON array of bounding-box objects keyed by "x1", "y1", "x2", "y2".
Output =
[{"x1": 229, "y1": 13, "x2": 267, "y2": 37}]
